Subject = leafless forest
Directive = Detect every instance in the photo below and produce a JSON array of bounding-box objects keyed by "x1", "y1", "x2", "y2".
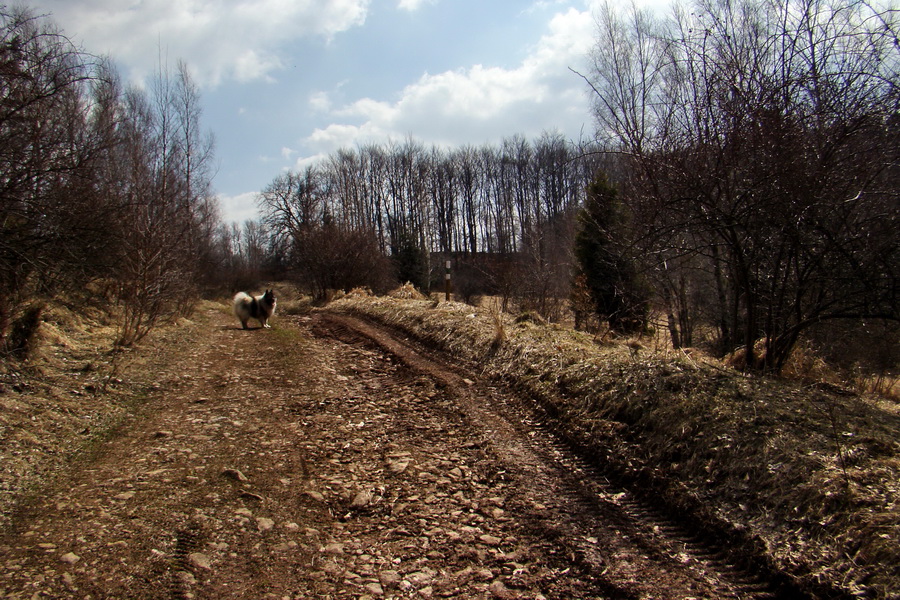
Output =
[{"x1": 2, "y1": 0, "x2": 898, "y2": 384}]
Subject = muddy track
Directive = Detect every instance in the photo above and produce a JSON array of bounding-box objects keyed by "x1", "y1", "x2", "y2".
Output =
[
  {"x1": 315, "y1": 311, "x2": 808, "y2": 600},
  {"x1": 0, "y1": 304, "x2": 820, "y2": 600}
]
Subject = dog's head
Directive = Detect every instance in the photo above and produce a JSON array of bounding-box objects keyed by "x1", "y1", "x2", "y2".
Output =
[{"x1": 262, "y1": 289, "x2": 276, "y2": 306}]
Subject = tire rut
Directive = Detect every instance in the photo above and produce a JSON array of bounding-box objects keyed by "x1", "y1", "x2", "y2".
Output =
[{"x1": 314, "y1": 311, "x2": 807, "y2": 600}]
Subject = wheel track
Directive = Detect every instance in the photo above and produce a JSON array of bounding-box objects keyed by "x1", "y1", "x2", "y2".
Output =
[
  {"x1": 312, "y1": 311, "x2": 815, "y2": 600},
  {"x1": 169, "y1": 521, "x2": 204, "y2": 600}
]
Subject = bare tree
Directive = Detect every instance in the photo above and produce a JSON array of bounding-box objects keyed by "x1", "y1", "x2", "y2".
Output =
[
  {"x1": 255, "y1": 135, "x2": 597, "y2": 310},
  {"x1": 113, "y1": 60, "x2": 217, "y2": 345},
  {"x1": 0, "y1": 7, "x2": 106, "y2": 349},
  {"x1": 174, "y1": 59, "x2": 219, "y2": 289},
  {"x1": 586, "y1": 0, "x2": 899, "y2": 371}
]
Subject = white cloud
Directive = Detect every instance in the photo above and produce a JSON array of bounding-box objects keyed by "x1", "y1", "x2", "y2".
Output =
[
  {"x1": 218, "y1": 191, "x2": 261, "y2": 224},
  {"x1": 304, "y1": 6, "x2": 595, "y2": 154},
  {"x1": 29, "y1": 0, "x2": 371, "y2": 86},
  {"x1": 281, "y1": 147, "x2": 297, "y2": 160},
  {"x1": 397, "y1": 0, "x2": 437, "y2": 11},
  {"x1": 306, "y1": 122, "x2": 389, "y2": 154},
  {"x1": 308, "y1": 91, "x2": 332, "y2": 112}
]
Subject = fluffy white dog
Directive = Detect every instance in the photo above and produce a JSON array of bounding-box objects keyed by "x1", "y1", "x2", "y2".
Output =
[{"x1": 233, "y1": 289, "x2": 276, "y2": 329}]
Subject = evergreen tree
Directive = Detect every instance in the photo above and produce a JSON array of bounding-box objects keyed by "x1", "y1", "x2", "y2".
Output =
[
  {"x1": 390, "y1": 226, "x2": 428, "y2": 291},
  {"x1": 574, "y1": 171, "x2": 647, "y2": 333}
]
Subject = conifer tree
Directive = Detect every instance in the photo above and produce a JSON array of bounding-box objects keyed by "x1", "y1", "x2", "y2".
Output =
[{"x1": 574, "y1": 171, "x2": 647, "y2": 333}]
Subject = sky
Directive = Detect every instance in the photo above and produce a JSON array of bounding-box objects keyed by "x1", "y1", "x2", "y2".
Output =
[{"x1": 23, "y1": 0, "x2": 669, "y2": 224}]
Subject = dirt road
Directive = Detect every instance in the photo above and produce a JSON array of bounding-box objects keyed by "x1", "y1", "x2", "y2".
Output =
[{"x1": 0, "y1": 304, "x2": 782, "y2": 599}]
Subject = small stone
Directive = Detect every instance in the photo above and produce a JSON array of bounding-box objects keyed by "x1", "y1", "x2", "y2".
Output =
[
  {"x1": 59, "y1": 552, "x2": 80, "y2": 564},
  {"x1": 222, "y1": 468, "x2": 249, "y2": 482},
  {"x1": 305, "y1": 490, "x2": 325, "y2": 502},
  {"x1": 364, "y1": 582, "x2": 385, "y2": 596},
  {"x1": 322, "y1": 543, "x2": 344, "y2": 555},
  {"x1": 351, "y1": 491, "x2": 373, "y2": 508},
  {"x1": 379, "y1": 570, "x2": 401, "y2": 589},
  {"x1": 489, "y1": 579, "x2": 514, "y2": 599},
  {"x1": 256, "y1": 517, "x2": 275, "y2": 532},
  {"x1": 113, "y1": 492, "x2": 135, "y2": 501},
  {"x1": 387, "y1": 459, "x2": 410, "y2": 474},
  {"x1": 479, "y1": 534, "x2": 502, "y2": 546},
  {"x1": 176, "y1": 570, "x2": 197, "y2": 585},
  {"x1": 187, "y1": 552, "x2": 211, "y2": 570},
  {"x1": 407, "y1": 570, "x2": 435, "y2": 585}
]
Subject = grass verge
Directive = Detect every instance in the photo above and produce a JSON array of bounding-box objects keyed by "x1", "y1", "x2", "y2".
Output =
[
  {"x1": 0, "y1": 299, "x2": 216, "y2": 529},
  {"x1": 330, "y1": 294, "x2": 900, "y2": 600}
]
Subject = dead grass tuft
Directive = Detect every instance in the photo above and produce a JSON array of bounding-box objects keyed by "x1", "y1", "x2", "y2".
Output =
[
  {"x1": 388, "y1": 282, "x2": 428, "y2": 300},
  {"x1": 781, "y1": 340, "x2": 842, "y2": 385},
  {"x1": 345, "y1": 287, "x2": 374, "y2": 298},
  {"x1": 489, "y1": 303, "x2": 507, "y2": 349},
  {"x1": 329, "y1": 293, "x2": 900, "y2": 599},
  {"x1": 513, "y1": 310, "x2": 546, "y2": 326},
  {"x1": 856, "y1": 374, "x2": 899, "y2": 401}
]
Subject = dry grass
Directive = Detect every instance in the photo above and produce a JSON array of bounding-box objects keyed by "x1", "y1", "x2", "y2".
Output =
[
  {"x1": 330, "y1": 294, "x2": 900, "y2": 600},
  {"x1": 345, "y1": 287, "x2": 373, "y2": 298},
  {"x1": 388, "y1": 282, "x2": 428, "y2": 300},
  {"x1": 489, "y1": 303, "x2": 507, "y2": 349},
  {"x1": 856, "y1": 373, "x2": 900, "y2": 402},
  {"x1": 0, "y1": 299, "x2": 209, "y2": 527}
]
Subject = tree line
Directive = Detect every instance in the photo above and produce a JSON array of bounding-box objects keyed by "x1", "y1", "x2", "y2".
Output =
[
  {"x1": 1, "y1": 6, "x2": 218, "y2": 352},
  {"x1": 251, "y1": 134, "x2": 602, "y2": 316},
  {"x1": 3, "y1": 0, "x2": 896, "y2": 381},
  {"x1": 250, "y1": 0, "x2": 898, "y2": 378}
]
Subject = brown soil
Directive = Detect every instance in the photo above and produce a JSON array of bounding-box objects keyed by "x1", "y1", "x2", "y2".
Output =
[
  {"x1": 330, "y1": 294, "x2": 900, "y2": 600},
  {"x1": 0, "y1": 301, "x2": 792, "y2": 599}
]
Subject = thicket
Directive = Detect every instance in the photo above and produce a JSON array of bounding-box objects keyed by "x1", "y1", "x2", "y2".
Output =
[
  {"x1": 0, "y1": 7, "x2": 219, "y2": 354},
  {"x1": 584, "y1": 0, "x2": 899, "y2": 374},
  {"x1": 252, "y1": 0, "x2": 898, "y2": 382}
]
